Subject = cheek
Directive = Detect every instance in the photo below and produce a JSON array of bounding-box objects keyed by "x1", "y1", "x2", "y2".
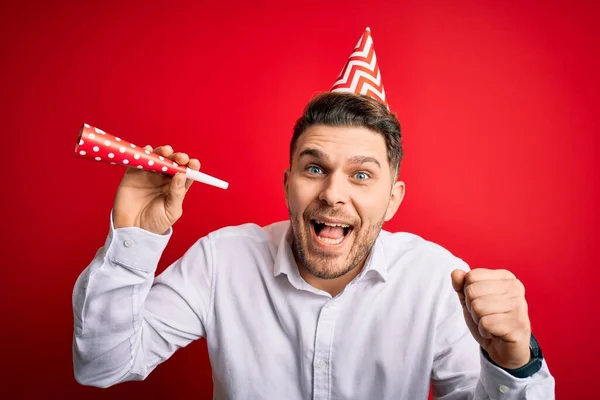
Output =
[
  {"x1": 288, "y1": 180, "x2": 315, "y2": 211},
  {"x1": 353, "y1": 188, "x2": 390, "y2": 223}
]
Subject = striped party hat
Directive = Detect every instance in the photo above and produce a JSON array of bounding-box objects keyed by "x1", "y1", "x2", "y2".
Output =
[{"x1": 331, "y1": 27, "x2": 389, "y2": 109}]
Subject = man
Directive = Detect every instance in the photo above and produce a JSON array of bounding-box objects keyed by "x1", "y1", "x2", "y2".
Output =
[{"x1": 72, "y1": 29, "x2": 555, "y2": 399}]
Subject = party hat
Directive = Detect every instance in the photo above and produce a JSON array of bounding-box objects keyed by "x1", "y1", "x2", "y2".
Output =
[
  {"x1": 331, "y1": 27, "x2": 389, "y2": 109},
  {"x1": 74, "y1": 123, "x2": 229, "y2": 189}
]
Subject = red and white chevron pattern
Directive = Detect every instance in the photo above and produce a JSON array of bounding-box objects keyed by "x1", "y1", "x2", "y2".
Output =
[{"x1": 331, "y1": 27, "x2": 389, "y2": 109}]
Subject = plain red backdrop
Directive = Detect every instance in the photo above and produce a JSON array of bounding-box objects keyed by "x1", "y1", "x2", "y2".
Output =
[{"x1": 2, "y1": 0, "x2": 598, "y2": 398}]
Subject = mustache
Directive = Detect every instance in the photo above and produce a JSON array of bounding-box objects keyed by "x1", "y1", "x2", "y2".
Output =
[{"x1": 303, "y1": 204, "x2": 356, "y2": 224}]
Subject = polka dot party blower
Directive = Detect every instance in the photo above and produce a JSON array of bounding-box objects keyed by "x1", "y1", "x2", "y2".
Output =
[{"x1": 74, "y1": 123, "x2": 229, "y2": 189}]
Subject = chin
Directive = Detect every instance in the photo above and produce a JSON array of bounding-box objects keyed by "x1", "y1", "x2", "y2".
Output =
[
  {"x1": 302, "y1": 255, "x2": 355, "y2": 280},
  {"x1": 296, "y1": 226, "x2": 359, "y2": 280}
]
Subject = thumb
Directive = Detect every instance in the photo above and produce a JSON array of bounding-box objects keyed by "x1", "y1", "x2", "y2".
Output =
[
  {"x1": 451, "y1": 269, "x2": 468, "y2": 307},
  {"x1": 165, "y1": 173, "x2": 187, "y2": 220},
  {"x1": 451, "y1": 269, "x2": 467, "y2": 293}
]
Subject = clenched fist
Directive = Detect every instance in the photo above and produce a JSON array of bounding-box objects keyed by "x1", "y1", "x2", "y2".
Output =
[{"x1": 451, "y1": 268, "x2": 532, "y2": 370}]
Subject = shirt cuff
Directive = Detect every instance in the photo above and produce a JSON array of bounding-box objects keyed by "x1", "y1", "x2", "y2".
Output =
[
  {"x1": 104, "y1": 210, "x2": 173, "y2": 273},
  {"x1": 479, "y1": 350, "x2": 532, "y2": 397}
]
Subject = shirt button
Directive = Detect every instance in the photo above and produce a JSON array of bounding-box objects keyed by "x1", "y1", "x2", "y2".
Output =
[
  {"x1": 124, "y1": 239, "x2": 133, "y2": 248},
  {"x1": 498, "y1": 385, "x2": 509, "y2": 393},
  {"x1": 316, "y1": 360, "x2": 325, "y2": 369}
]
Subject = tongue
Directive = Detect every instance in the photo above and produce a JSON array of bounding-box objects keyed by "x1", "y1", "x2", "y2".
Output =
[{"x1": 318, "y1": 226, "x2": 344, "y2": 239}]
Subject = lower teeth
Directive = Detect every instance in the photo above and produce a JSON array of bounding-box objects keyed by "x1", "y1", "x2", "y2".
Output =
[{"x1": 317, "y1": 236, "x2": 344, "y2": 245}]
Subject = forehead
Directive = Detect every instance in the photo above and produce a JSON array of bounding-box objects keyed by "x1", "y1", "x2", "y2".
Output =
[{"x1": 294, "y1": 125, "x2": 388, "y2": 161}]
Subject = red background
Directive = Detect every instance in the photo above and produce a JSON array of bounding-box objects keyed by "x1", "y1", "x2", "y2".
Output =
[{"x1": 2, "y1": 0, "x2": 598, "y2": 398}]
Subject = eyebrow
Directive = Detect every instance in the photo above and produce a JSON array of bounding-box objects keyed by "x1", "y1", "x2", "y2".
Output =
[
  {"x1": 347, "y1": 155, "x2": 381, "y2": 169},
  {"x1": 298, "y1": 148, "x2": 381, "y2": 169},
  {"x1": 298, "y1": 148, "x2": 329, "y2": 161}
]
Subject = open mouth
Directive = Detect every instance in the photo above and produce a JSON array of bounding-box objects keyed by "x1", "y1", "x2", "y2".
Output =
[{"x1": 310, "y1": 219, "x2": 354, "y2": 246}]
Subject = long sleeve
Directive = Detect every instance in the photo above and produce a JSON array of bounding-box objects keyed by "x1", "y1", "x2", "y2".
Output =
[
  {"x1": 431, "y1": 260, "x2": 556, "y2": 400},
  {"x1": 71, "y1": 212, "x2": 214, "y2": 388}
]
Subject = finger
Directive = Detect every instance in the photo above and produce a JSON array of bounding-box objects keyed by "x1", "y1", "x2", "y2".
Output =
[
  {"x1": 153, "y1": 145, "x2": 174, "y2": 158},
  {"x1": 464, "y1": 269, "x2": 517, "y2": 286},
  {"x1": 478, "y1": 313, "x2": 521, "y2": 340},
  {"x1": 171, "y1": 152, "x2": 190, "y2": 166},
  {"x1": 464, "y1": 279, "x2": 523, "y2": 301},
  {"x1": 164, "y1": 172, "x2": 187, "y2": 222},
  {"x1": 469, "y1": 295, "x2": 520, "y2": 321},
  {"x1": 185, "y1": 158, "x2": 201, "y2": 190},
  {"x1": 188, "y1": 158, "x2": 201, "y2": 171}
]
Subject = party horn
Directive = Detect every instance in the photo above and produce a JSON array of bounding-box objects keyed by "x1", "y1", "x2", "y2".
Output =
[{"x1": 74, "y1": 123, "x2": 229, "y2": 189}]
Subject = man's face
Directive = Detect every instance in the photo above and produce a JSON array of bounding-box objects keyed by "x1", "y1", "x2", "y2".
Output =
[{"x1": 284, "y1": 125, "x2": 405, "y2": 280}]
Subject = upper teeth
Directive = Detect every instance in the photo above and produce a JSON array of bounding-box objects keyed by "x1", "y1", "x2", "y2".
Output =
[{"x1": 316, "y1": 220, "x2": 350, "y2": 228}]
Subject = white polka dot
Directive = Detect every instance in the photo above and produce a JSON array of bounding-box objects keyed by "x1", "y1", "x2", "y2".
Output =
[
  {"x1": 134, "y1": 154, "x2": 141, "y2": 160},
  {"x1": 79, "y1": 150, "x2": 86, "y2": 156},
  {"x1": 95, "y1": 157, "x2": 101, "y2": 161},
  {"x1": 145, "y1": 150, "x2": 151, "y2": 155},
  {"x1": 89, "y1": 133, "x2": 95, "y2": 139},
  {"x1": 137, "y1": 165, "x2": 143, "y2": 169},
  {"x1": 94, "y1": 127, "x2": 105, "y2": 134},
  {"x1": 104, "y1": 140, "x2": 111, "y2": 146},
  {"x1": 115, "y1": 137, "x2": 121, "y2": 141},
  {"x1": 148, "y1": 160, "x2": 154, "y2": 166},
  {"x1": 130, "y1": 143, "x2": 136, "y2": 148},
  {"x1": 110, "y1": 162, "x2": 116, "y2": 165},
  {"x1": 119, "y1": 147, "x2": 126, "y2": 153},
  {"x1": 93, "y1": 146, "x2": 100, "y2": 152},
  {"x1": 108, "y1": 153, "x2": 115, "y2": 158},
  {"x1": 123, "y1": 159, "x2": 129, "y2": 164},
  {"x1": 173, "y1": 162, "x2": 178, "y2": 167},
  {"x1": 79, "y1": 139, "x2": 84, "y2": 145},
  {"x1": 159, "y1": 156, "x2": 164, "y2": 161},
  {"x1": 162, "y1": 166, "x2": 168, "y2": 172},
  {"x1": 84, "y1": 123, "x2": 90, "y2": 128}
]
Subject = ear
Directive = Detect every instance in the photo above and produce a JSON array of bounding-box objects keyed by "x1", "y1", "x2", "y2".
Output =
[
  {"x1": 384, "y1": 180, "x2": 405, "y2": 222},
  {"x1": 283, "y1": 168, "x2": 290, "y2": 202}
]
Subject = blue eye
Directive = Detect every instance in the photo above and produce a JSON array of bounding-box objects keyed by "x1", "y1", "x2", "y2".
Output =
[
  {"x1": 355, "y1": 172, "x2": 369, "y2": 180},
  {"x1": 307, "y1": 166, "x2": 323, "y2": 174}
]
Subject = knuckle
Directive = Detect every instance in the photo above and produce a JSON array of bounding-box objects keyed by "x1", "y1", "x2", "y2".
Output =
[
  {"x1": 518, "y1": 298, "x2": 529, "y2": 314},
  {"x1": 464, "y1": 272, "x2": 476, "y2": 286},
  {"x1": 514, "y1": 279, "x2": 525, "y2": 296},
  {"x1": 465, "y1": 285, "x2": 477, "y2": 301},
  {"x1": 479, "y1": 315, "x2": 493, "y2": 331},
  {"x1": 471, "y1": 299, "x2": 484, "y2": 315},
  {"x1": 510, "y1": 298, "x2": 521, "y2": 314},
  {"x1": 504, "y1": 269, "x2": 517, "y2": 279}
]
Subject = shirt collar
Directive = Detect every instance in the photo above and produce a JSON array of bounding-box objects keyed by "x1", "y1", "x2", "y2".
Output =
[{"x1": 272, "y1": 221, "x2": 388, "y2": 286}]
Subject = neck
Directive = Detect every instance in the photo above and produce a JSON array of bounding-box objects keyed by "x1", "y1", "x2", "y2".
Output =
[{"x1": 297, "y1": 256, "x2": 368, "y2": 297}]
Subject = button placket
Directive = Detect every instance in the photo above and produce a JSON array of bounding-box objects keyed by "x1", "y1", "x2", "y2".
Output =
[{"x1": 313, "y1": 300, "x2": 337, "y2": 400}]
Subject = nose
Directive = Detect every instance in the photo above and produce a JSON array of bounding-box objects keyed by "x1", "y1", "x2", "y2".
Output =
[{"x1": 318, "y1": 172, "x2": 349, "y2": 206}]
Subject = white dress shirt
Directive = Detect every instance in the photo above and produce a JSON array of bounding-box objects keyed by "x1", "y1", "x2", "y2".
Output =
[{"x1": 72, "y1": 213, "x2": 555, "y2": 399}]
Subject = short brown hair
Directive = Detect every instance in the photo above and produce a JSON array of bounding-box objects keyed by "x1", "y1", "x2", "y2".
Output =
[{"x1": 290, "y1": 92, "x2": 403, "y2": 178}]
